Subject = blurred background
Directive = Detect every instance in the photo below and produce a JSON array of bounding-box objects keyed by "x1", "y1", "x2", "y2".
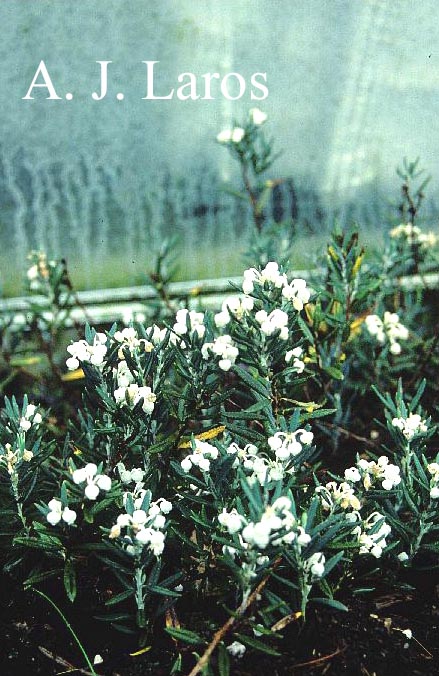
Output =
[{"x1": 0, "y1": 0, "x2": 438, "y2": 295}]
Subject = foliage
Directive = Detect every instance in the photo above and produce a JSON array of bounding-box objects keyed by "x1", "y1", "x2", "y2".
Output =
[{"x1": 0, "y1": 111, "x2": 439, "y2": 673}]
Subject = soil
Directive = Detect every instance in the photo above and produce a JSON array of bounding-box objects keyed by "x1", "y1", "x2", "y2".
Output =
[{"x1": 1, "y1": 568, "x2": 438, "y2": 676}]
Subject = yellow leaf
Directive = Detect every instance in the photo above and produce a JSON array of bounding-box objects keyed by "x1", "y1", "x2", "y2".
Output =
[
  {"x1": 327, "y1": 245, "x2": 338, "y2": 262},
  {"x1": 304, "y1": 303, "x2": 315, "y2": 323},
  {"x1": 352, "y1": 252, "x2": 364, "y2": 278},
  {"x1": 348, "y1": 315, "x2": 366, "y2": 341},
  {"x1": 271, "y1": 611, "x2": 302, "y2": 631},
  {"x1": 178, "y1": 426, "x2": 225, "y2": 449},
  {"x1": 61, "y1": 369, "x2": 85, "y2": 381},
  {"x1": 10, "y1": 355, "x2": 42, "y2": 367},
  {"x1": 129, "y1": 646, "x2": 152, "y2": 657}
]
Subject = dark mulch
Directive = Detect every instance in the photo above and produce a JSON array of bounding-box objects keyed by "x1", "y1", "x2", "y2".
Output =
[{"x1": 1, "y1": 568, "x2": 438, "y2": 676}]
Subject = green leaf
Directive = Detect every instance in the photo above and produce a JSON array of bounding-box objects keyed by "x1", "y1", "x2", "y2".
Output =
[
  {"x1": 233, "y1": 365, "x2": 271, "y2": 399},
  {"x1": 311, "y1": 597, "x2": 348, "y2": 612},
  {"x1": 218, "y1": 643, "x2": 230, "y2": 676},
  {"x1": 63, "y1": 558, "x2": 77, "y2": 602},
  {"x1": 165, "y1": 627, "x2": 205, "y2": 646},
  {"x1": 105, "y1": 589, "x2": 134, "y2": 606},
  {"x1": 234, "y1": 633, "x2": 281, "y2": 656},
  {"x1": 324, "y1": 366, "x2": 344, "y2": 380}
]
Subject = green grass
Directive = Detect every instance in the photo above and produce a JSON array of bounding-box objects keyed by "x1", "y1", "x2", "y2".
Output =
[{"x1": 0, "y1": 230, "x2": 387, "y2": 298}]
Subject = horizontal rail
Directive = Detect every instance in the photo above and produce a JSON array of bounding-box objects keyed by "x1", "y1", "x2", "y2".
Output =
[{"x1": 1, "y1": 270, "x2": 438, "y2": 326}]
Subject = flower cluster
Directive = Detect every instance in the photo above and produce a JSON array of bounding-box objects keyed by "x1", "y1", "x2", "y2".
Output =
[
  {"x1": 1, "y1": 442, "x2": 33, "y2": 475},
  {"x1": 365, "y1": 312, "x2": 409, "y2": 355},
  {"x1": 249, "y1": 108, "x2": 268, "y2": 126},
  {"x1": 285, "y1": 346, "x2": 305, "y2": 373},
  {"x1": 303, "y1": 552, "x2": 326, "y2": 580},
  {"x1": 227, "y1": 442, "x2": 285, "y2": 485},
  {"x1": 216, "y1": 127, "x2": 245, "y2": 144},
  {"x1": 242, "y1": 262, "x2": 286, "y2": 294},
  {"x1": 173, "y1": 309, "x2": 205, "y2": 339},
  {"x1": 181, "y1": 439, "x2": 219, "y2": 473},
  {"x1": 113, "y1": 327, "x2": 153, "y2": 358},
  {"x1": 427, "y1": 463, "x2": 439, "y2": 499},
  {"x1": 281, "y1": 278, "x2": 311, "y2": 311},
  {"x1": 242, "y1": 262, "x2": 311, "y2": 311},
  {"x1": 46, "y1": 498, "x2": 77, "y2": 526},
  {"x1": 344, "y1": 456, "x2": 401, "y2": 491},
  {"x1": 390, "y1": 222, "x2": 437, "y2": 248},
  {"x1": 66, "y1": 332, "x2": 108, "y2": 370},
  {"x1": 316, "y1": 481, "x2": 361, "y2": 512},
  {"x1": 117, "y1": 462, "x2": 145, "y2": 485},
  {"x1": 267, "y1": 429, "x2": 313, "y2": 461},
  {"x1": 201, "y1": 334, "x2": 239, "y2": 371},
  {"x1": 219, "y1": 496, "x2": 312, "y2": 552},
  {"x1": 19, "y1": 403, "x2": 42, "y2": 432},
  {"x1": 216, "y1": 109, "x2": 267, "y2": 145},
  {"x1": 114, "y1": 383, "x2": 156, "y2": 415},
  {"x1": 391, "y1": 413, "x2": 428, "y2": 440},
  {"x1": 227, "y1": 641, "x2": 246, "y2": 658},
  {"x1": 26, "y1": 252, "x2": 57, "y2": 291},
  {"x1": 352, "y1": 512, "x2": 391, "y2": 558},
  {"x1": 109, "y1": 492, "x2": 172, "y2": 557},
  {"x1": 72, "y1": 463, "x2": 112, "y2": 500},
  {"x1": 214, "y1": 295, "x2": 254, "y2": 328},
  {"x1": 255, "y1": 308, "x2": 289, "y2": 339}
]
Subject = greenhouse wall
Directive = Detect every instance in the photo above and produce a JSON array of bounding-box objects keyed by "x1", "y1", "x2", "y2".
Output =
[{"x1": 0, "y1": 0, "x2": 438, "y2": 293}]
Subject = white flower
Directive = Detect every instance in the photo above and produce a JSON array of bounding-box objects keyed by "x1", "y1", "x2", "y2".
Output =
[
  {"x1": 390, "y1": 223, "x2": 437, "y2": 249},
  {"x1": 242, "y1": 261, "x2": 287, "y2": 294},
  {"x1": 214, "y1": 295, "x2": 254, "y2": 328},
  {"x1": 365, "y1": 312, "x2": 408, "y2": 354},
  {"x1": 156, "y1": 498, "x2": 173, "y2": 514},
  {"x1": 19, "y1": 419, "x2": 32, "y2": 432},
  {"x1": 355, "y1": 512, "x2": 391, "y2": 558},
  {"x1": 113, "y1": 327, "x2": 153, "y2": 359},
  {"x1": 46, "y1": 510, "x2": 62, "y2": 526},
  {"x1": 73, "y1": 463, "x2": 112, "y2": 500},
  {"x1": 267, "y1": 429, "x2": 313, "y2": 461},
  {"x1": 27, "y1": 264, "x2": 39, "y2": 280},
  {"x1": 305, "y1": 552, "x2": 326, "y2": 579},
  {"x1": 93, "y1": 655, "x2": 104, "y2": 665},
  {"x1": 249, "y1": 108, "x2": 268, "y2": 125},
  {"x1": 85, "y1": 483, "x2": 100, "y2": 500},
  {"x1": 352, "y1": 456, "x2": 401, "y2": 491},
  {"x1": 344, "y1": 467, "x2": 361, "y2": 483},
  {"x1": 285, "y1": 346, "x2": 305, "y2": 373},
  {"x1": 46, "y1": 498, "x2": 76, "y2": 526},
  {"x1": 218, "y1": 508, "x2": 246, "y2": 534},
  {"x1": 180, "y1": 440, "x2": 219, "y2": 473},
  {"x1": 316, "y1": 481, "x2": 361, "y2": 512},
  {"x1": 173, "y1": 309, "x2": 205, "y2": 339},
  {"x1": 398, "y1": 551, "x2": 409, "y2": 562},
  {"x1": 201, "y1": 334, "x2": 239, "y2": 371},
  {"x1": 66, "y1": 357, "x2": 80, "y2": 370},
  {"x1": 62, "y1": 507, "x2": 77, "y2": 525},
  {"x1": 19, "y1": 403, "x2": 43, "y2": 430},
  {"x1": 217, "y1": 127, "x2": 245, "y2": 144},
  {"x1": 282, "y1": 278, "x2": 311, "y2": 311},
  {"x1": 227, "y1": 641, "x2": 246, "y2": 658},
  {"x1": 391, "y1": 413, "x2": 428, "y2": 440},
  {"x1": 114, "y1": 383, "x2": 156, "y2": 414},
  {"x1": 242, "y1": 521, "x2": 271, "y2": 549},
  {"x1": 66, "y1": 333, "x2": 107, "y2": 370},
  {"x1": 255, "y1": 308, "x2": 289, "y2": 339}
]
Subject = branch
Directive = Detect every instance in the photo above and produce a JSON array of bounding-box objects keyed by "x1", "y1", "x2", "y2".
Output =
[{"x1": 186, "y1": 557, "x2": 282, "y2": 676}]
